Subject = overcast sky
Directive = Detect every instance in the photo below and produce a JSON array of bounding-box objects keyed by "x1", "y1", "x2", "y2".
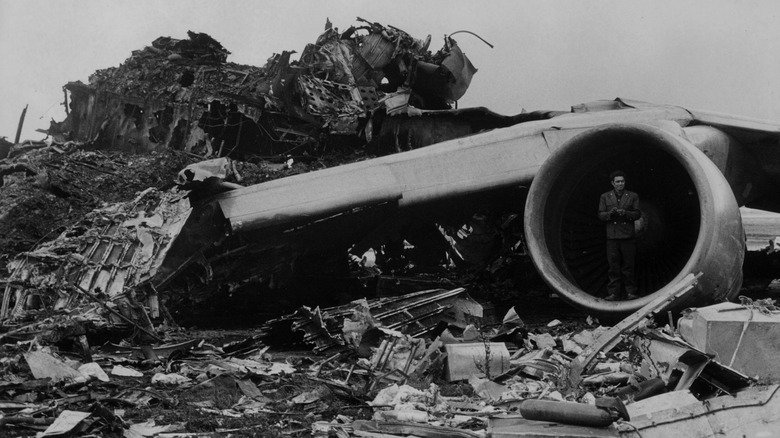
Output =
[{"x1": 1, "y1": 0, "x2": 779, "y2": 141}]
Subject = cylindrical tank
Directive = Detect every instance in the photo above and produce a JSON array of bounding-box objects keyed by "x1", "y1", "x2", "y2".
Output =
[{"x1": 520, "y1": 399, "x2": 613, "y2": 427}]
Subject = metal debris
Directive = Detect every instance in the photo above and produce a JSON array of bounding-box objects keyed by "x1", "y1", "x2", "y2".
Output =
[
  {"x1": 678, "y1": 299, "x2": 780, "y2": 380},
  {"x1": 47, "y1": 21, "x2": 485, "y2": 159},
  {"x1": 261, "y1": 287, "x2": 487, "y2": 354},
  {"x1": 3, "y1": 15, "x2": 780, "y2": 438}
]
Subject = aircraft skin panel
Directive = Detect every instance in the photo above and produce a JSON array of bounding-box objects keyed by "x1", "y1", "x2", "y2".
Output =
[{"x1": 688, "y1": 109, "x2": 780, "y2": 135}]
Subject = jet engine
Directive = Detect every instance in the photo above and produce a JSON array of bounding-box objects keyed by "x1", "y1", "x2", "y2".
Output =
[{"x1": 524, "y1": 123, "x2": 745, "y2": 318}]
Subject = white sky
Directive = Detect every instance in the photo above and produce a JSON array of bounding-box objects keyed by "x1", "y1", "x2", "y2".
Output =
[{"x1": 1, "y1": 0, "x2": 779, "y2": 141}]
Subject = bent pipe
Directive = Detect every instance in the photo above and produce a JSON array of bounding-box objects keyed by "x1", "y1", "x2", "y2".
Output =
[{"x1": 524, "y1": 123, "x2": 744, "y2": 318}]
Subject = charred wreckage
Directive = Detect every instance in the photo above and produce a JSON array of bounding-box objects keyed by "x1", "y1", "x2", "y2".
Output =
[
  {"x1": 2, "y1": 18, "x2": 780, "y2": 437},
  {"x1": 2, "y1": 20, "x2": 550, "y2": 331}
]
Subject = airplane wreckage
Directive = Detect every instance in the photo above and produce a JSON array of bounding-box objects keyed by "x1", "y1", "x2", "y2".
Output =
[
  {"x1": 3, "y1": 19, "x2": 780, "y2": 339},
  {"x1": 5, "y1": 18, "x2": 780, "y2": 438}
]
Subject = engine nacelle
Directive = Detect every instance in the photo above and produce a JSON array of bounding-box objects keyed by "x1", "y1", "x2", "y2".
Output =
[{"x1": 524, "y1": 123, "x2": 744, "y2": 318}]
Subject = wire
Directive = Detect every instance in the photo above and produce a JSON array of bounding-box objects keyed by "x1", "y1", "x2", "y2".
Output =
[
  {"x1": 619, "y1": 420, "x2": 643, "y2": 437},
  {"x1": 38, "y1": 102, "x2": 60, "y2": 119},
  {"x1": 447, "y1": 30, "x2": 494, "y2": 48}
]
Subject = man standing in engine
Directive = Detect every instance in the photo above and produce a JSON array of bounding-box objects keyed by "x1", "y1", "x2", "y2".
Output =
[{"x1": 598, "y1": 170, "x2": 642, "y2": 301}]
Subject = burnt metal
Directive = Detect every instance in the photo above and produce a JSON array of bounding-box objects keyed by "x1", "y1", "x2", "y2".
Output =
[{"x1": 47, "y1": 22, "x2": 481, "y2": 160}]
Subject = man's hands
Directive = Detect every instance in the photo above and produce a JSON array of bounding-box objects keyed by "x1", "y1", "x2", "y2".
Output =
[{"x1": 610, "y1": 208, "x2": 626, "y2": 219}]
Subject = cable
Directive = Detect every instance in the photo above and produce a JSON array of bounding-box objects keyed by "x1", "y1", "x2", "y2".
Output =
[
  {"x1": 447, "y1": 30, "x2": 494, "y2": 48},
  {"x1": 619, "y1": 420, "x2": 644, "y2": 438}
]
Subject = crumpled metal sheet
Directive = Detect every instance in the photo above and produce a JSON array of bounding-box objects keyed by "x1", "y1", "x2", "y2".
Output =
[
  {"x1": 176, "y1": 157, "x2": 232, "y2": 185},
  {"x1": 410, "y1": 39, "x2": 477, "y2": 104},
  {"x1": 297, "y1": 76, "x2": 365, "y2": 133},
  {"x1": 1, "y1": 188, "x2": 192, "y2": 322},
  {"x1": 300, "y1": 27, "x2": 357, "y2": 86},
  {"x1": 262, "y1": 287, "x2": 483, "y2": 353},
  {"x1": 437, "y1": 40, "x2": 478, "y2": 102}
]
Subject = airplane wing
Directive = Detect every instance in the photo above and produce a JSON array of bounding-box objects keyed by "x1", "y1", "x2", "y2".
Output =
[{"x1": 159, "y1": 99, "x2": 780, "y2": 318}]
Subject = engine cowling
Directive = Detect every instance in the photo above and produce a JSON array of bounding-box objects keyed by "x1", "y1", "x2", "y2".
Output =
[{"x1": 524, "y1": 123, "x2": 744, "y2": 318}]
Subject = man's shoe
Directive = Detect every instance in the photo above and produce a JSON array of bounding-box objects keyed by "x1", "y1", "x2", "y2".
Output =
[
  {"x1": 605, "y1": 294, "x2": 619, "y2": 301},
  {"x1": 626, "y1": 293, "x2": 639, "y2": 300}
]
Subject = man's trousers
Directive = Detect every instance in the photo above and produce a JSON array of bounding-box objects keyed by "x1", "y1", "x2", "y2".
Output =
[{"x1": 606, "y1": 238, "x2": 637, "y2": 297}]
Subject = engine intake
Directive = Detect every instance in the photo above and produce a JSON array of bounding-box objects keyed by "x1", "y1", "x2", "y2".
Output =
[{"x1": 524, "y1": 123, "x2": 744, "y2": 318}]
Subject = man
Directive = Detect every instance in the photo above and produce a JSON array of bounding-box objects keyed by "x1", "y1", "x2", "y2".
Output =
[{"x1": 598, "y1": 170, "x2": 642, "y2": 301}]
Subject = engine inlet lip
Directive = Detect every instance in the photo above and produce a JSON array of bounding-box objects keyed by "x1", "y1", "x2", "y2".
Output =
[{"x1": 524, "y1": 122, "x2": 743, "y2": 318}]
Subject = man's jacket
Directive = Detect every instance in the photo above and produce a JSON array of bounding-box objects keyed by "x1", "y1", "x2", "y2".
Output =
[{"x1": 598, "y1": 190, "x2": 641, "y2": 239}]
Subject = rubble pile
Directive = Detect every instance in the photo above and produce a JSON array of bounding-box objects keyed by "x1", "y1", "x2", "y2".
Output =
[
  {"x1": 2, "y1": 283, "x2": 779, "y2": 437},
  {"x1": 49, "y1": 19, "x2": 484, "y2": 159},
  {"x1": 0, "y1": 139, "x2": 377, "y2": 331},
  {"x1": 87, "y1": 31, "x2": 235, "y2": 99},
  {"x1": 0, "y1": 141, "x2": 197, "y2": 273}
]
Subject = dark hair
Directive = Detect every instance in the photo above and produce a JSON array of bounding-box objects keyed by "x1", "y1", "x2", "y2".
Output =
[{"x1": 610, "y1": 170, "x2": 625, "y2": 181}]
